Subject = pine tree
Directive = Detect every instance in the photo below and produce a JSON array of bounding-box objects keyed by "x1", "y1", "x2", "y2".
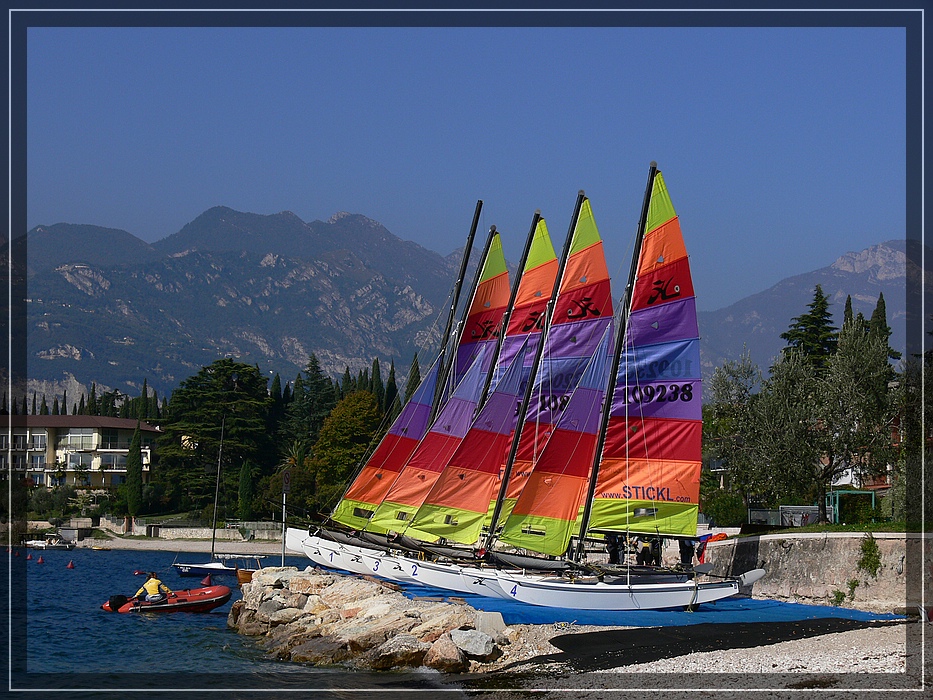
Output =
[
  {"x1": 341, "y1": 366, "x2": 353, "y2": 396},
  {"x1": 279, "y1": 355, "x2": 337, "y2": 452},
  {"x1": 779, "y1": 284, "x2": 837, "y2": 370}
]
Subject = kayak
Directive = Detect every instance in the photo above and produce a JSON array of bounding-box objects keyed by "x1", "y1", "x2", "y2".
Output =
[{"x1": 101, "y1": 585, "x2": 232, "y2": 614}]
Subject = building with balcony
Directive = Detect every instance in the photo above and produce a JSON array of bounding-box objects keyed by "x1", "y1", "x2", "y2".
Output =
[{"x1": 5, "y1": 415, "x2": 161, "y2": 488}]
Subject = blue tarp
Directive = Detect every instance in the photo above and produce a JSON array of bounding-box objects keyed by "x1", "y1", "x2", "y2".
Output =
[{"x1": 398, "y1": 581, "x2": 904, "y2": 627}]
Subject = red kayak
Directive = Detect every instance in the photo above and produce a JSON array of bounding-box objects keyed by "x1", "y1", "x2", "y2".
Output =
[{"x1": 101, "y1": 585, "x2": 232, "y2": 613}]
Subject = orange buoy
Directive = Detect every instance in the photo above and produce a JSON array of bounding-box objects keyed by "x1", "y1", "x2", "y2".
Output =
[
  {"x1": 36, "y1": 556, "x2": 44, "y2": 564},
  {"x1": 26, "y1": 553, "x2": 32, "y2": 560},
  {"x1": 66, "y1": 560, "x2": 75, "y2": 569},
  {"x1": 201, "y1": 575, "x2": 213, "y2": 587}
]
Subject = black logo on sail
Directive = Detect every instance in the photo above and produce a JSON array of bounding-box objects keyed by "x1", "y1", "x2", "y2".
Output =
[
  {"x1": 566, "y1": 297, "x2": 601, "y2": 319},
  {"x1": 647, "y1": 278, "x2": 681, "y2": 305}
]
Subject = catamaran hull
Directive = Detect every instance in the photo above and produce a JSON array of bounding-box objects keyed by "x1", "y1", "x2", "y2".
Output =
[{"x1": 495, "y1": 573, "x2": 741, "y2": 610}]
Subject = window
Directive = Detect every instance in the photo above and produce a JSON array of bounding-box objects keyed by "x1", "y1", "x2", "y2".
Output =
[
  {"x1": 58, "y1": 428, "x2": 94, "y2": 450},
  {"x1": 111, "y1": 475, "x2": 126, "y2": 486},
  {"x1": 30, "y1": 432, "x2": 47, "y2": 450},
  {"x1": 32, "y1": 473, "x2": 45, "y2": 486},
  {"x1": 99, "y1": 454, "x2": 127, "y2": 469},
  {"x1": 67, "y1": 453, "x2": 94, "y2": 469},
  {"x1": 0, "y1": 434, "x2": 7, "y2": 450},
  {"x1": 30, "y1": 454, "x2": 46, "y2": 469},
  {"x1": 12, "y1": 455, "x2": 26, "y2": 470},
  {"x1": 12, "y1": 434, "x2": 27, "y2": 450},
  {"x1": 101, "y1": 429, "x2": 120, "y2": 449}
]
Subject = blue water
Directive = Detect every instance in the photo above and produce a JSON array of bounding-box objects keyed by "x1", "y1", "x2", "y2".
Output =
[{"x1": 8, "y1": 545, "x2": 903, "y2": 693}]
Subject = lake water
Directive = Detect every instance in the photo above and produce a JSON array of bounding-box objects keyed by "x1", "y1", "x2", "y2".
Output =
[{"x1": 7, "y1": 544, "x2": 902, "y2": 695}]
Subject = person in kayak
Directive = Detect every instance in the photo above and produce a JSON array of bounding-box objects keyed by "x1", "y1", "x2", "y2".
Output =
[{"x1": 135, "y1": 572, "x2": 174, "y2": 603}]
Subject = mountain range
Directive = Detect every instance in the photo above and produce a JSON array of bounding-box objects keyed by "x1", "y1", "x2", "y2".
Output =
[{"x1": 12, "y1": 206, "x2": 922, "y2": 404}]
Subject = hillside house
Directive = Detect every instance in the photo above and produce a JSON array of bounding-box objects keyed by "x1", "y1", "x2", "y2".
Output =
[{"x1": 5, "y1": 415, "x2": 160, "y2": 488}]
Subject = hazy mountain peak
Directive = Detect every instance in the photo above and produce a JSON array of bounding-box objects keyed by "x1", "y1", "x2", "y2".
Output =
[{"x1": 830, "y1": 240, "x2": 906, "y2": 280}]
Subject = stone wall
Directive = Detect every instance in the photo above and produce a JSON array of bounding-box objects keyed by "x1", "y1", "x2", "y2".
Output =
[{"x1": 704, "y1": 531, "x2": 927, "y2": 613}]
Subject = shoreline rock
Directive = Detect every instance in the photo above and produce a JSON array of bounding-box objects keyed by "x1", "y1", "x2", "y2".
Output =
[{"x1": 227, "y1": 565, "x2": 514, "y2": 673}]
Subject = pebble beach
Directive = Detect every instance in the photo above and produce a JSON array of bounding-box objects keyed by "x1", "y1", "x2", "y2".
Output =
[{"x1": 76, "y1": 531, "x2": 930, "y2": 694}]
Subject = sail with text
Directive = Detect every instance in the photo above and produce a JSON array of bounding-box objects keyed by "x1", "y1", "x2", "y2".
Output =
[
  {"x1": 363, "y1": 344, "x2": 490, "y2": 538},
  {"x1": 587, "y1": 170, "x2": 702, "y2": 537},
  {"x1": 498, "y1": 323, "x2": 613, "y2": 555},
  {"x1": 496, "y1": 197, "x2": 613, "y2": 522},
  {"x1": 404, "y1": 335, "x2": 531, "y2": 545}
]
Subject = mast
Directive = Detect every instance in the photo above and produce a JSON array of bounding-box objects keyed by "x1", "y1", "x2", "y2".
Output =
[
  {"x1": 211, "y1": 414, "x2": 225, "y2": 562},
  {"x1": 431, "y1": 223, "x2": 496, "y2": 423},
  {"x1": 431, "y1": 200, "x2": 483, "y2": 418},
  {"x1": 476, "y1": 211, "x2": 540, "y2": 410},
  {"x1": 572, "y1": 162, "x2": 658, "y2": 562},
  {"x1": 483, "y1": 191, "x2": 586, "y2": 549}
]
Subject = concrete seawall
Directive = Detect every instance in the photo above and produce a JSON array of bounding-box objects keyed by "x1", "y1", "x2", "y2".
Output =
[{"x1": 704, "y1": 531, "x2": 928, "y2": 613}]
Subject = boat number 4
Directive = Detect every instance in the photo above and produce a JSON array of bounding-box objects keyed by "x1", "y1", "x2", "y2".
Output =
[{"x1": 509, "y1": 584, "x2": 517, "y2": 597}]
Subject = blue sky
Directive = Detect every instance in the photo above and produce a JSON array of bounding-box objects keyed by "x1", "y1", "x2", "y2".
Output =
[{"x1": 25, "y1": 19, "x2": 909, "y2": 312}]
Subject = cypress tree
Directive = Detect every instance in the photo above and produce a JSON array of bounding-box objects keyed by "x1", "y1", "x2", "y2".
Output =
[
  {"x1": 88, "y1": 383, "x2": 99, "y2": 415},
  {"x1": 125, "y1": 422, "x2": 144, "y2": 516},
  {"x1": 31, "y1": 392, "x2": 36, "y2": 415},
  {"x1": 21, "y1": 396, "x2": 27, "y2": 415},
  {"x1": 341, "y1": 366, "x2": 353, "y2": 397},
  {"x1": 370, "y1": 358, "x2": 385, "y2": 413},
  {"x1": 77, "y1": 394, "x2": 86, "y2": 415},
  {"x1": 62, "y1": 389, "x2": 68, "y2": 415},
  {"x1": 40, "y1": 395, "x2": 49, "y2": 415},
  {"x1": 139, "y1": 379, "x2": 149, "y2": 420},
  {"x1": 869, "y1": 292, "x2": 901, "y2": 362},
  {"x1": 404, "y1": 353, "x2": 421, "y2": 404},
  {"x1": 843, "y1": 295, "x2": 853, "y2": 328},
  {"x1": 384, "y1": 360, "x2": 399, "y2": 419}
]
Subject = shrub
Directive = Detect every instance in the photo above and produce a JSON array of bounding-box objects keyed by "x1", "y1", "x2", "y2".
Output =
[{"x1": 857, "y1": 533, "x2": 882, "y2": 578}]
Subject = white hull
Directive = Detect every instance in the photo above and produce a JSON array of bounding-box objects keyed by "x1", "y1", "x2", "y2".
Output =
[{"x1": 495, "y1": 572, "x2": 741, "y2": 610}]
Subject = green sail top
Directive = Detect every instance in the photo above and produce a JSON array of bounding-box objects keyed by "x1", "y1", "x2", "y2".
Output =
[
  {"x1": 479, "y1": 232, "x2": 508, "y2": 282},
  {"x1": 645, "y1": 170, "x2": 677, "y2": 233},
  {"x1": 524, "y1": 218, "x2": 557, "y2": 272},
  {"x1": 568, "y1": 198, "x2": 602, "y2": 256}
]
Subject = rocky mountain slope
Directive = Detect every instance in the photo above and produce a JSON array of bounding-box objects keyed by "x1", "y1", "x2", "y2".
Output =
[{"x1": 12, "y1": 208, "x2": 919, "y2": 403}]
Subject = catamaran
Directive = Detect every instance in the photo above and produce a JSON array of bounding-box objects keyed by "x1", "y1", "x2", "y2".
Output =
[{"x1": 288, "y1": 164, "x2": 764, "y2": 610}]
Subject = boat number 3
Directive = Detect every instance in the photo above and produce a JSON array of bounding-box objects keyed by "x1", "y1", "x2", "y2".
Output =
[
  {"x1": 372, "y1": 560, "x2": 380, "y2": 572},
  {"x1": 411, "y1": 563, "x2": 418, "y2": 577},
  {"x1": 628, "y1": 383, "x2": 693, "y2": 404},
  {"x1": 509, "y1": 584, "x2": 517, "y2": 597}
]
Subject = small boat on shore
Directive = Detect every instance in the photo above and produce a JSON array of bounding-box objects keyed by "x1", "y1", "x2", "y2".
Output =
[
  {"x1": 101, "y1": 585, "x2": 232, "y2": 614},
  {"x1": 25, "y1": 533, "x2": 76, "y2": 550},
  {"x1": 172, "y1": 553, "x2": 265, "y2": 578}
]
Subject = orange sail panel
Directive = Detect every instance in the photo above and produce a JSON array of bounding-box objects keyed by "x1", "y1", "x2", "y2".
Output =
[
  {"x1": 330, "y1": 355, "x2": 443, "y2": 531},
  {"x1": 453, "y1": 232, "x2": 510, "y2": 386},
  {"x1": 365, "y1": 345, "x2": 491, "y2": 536},
  {"x1": 499, "y1": 325, "x2": 613, "y2": 555},
  {"x1": 589, "y1": 170, "x2": 702, "y2": 537},
  {"x1": 407, "y1": 337, "x2": 530, "y2": 545}
]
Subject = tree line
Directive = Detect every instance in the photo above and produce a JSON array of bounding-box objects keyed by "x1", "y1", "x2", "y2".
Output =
[{"x1": 703, "y1": 287, "x2": 920, "y2": 527}]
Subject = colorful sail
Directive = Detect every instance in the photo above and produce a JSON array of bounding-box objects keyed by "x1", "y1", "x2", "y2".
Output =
[
  {"x1": 364, "y1": 344, "x2": 490, "y2": 538},
  {"x1": 499, "y1": 197, "x2": 614, "y2": 519},
  {"x1": 588, "y1": 170, "x2": 702, "y2": 537},
  {"x1": 407, "y1": 337, "x2": 530, "y2": 545},
  {"x1": 330, "y1": 355, "x2": 443, "y2": 530},
  {"x1": 452, "y1": 232, "x2": 510, "y2": 388},
  {"x1": 490, "y1": 217, "x2": 558, "y2": 390},
  {"x1": 498, "y1": 324, "x2": 613, "y2": 555}
]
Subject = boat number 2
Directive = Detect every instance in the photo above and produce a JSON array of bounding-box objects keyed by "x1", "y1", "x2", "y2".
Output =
[
  {"x1": 411, "y1": 563, "x2": 418, "y2": 577},
  {"x1": 509, "y1": 584, "x2": 517, "y2": 597},
  {"x1": 628, "y1": 383, "x2": 693, "y2": 404}
]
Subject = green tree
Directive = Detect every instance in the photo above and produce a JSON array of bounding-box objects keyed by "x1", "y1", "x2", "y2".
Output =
[
  {"x1": 780, "y1": 284, "x2": 837, "y2": 370},
  {"x1": 156, "y1": 359, "x2": 273, "y2": 512},
  {"x1": 313, "y1": 391, "x2": 382, "y2": 511},
  {"x1": 404, "y1": 353, "x2": 421, "y2": 403},
  {"x1": 384, "y1": 359, "x2": 401, "y2": 422},
  {"x1": 279, "y1": 354, "x2": 337, "y2": 454},
  {"x1": 124, "y1": 422, "x2": 143, "y2": 516},
  {"x1": 238, "y1": 459, "x2": 256, "y2": 521},
  {"x1": 868, "y1": 292, "x2": 901, "y2": 363},
  {"x1": 705, "y1": 349, "x2": 764, "y2": 508},
  {"x1": 370, "y1": 358, "x2": 385, "y2": 413}
]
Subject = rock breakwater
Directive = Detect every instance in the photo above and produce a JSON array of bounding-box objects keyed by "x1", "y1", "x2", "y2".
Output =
[{"x1": 227, "y1": 566, "x2": 517, "y2": 672}]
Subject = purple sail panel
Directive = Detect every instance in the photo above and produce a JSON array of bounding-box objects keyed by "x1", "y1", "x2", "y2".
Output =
[
  {"x1": 627, "y1": 297, "x2": 699, "y2": 349},
  {"x1": 387, "y1": 356, "x2": 441, "y2": 438}
]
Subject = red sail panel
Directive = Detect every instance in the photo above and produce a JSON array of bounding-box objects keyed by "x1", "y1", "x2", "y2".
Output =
[{"x1": 589, "y1": 169, "x2": 702, "y2": 538}]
